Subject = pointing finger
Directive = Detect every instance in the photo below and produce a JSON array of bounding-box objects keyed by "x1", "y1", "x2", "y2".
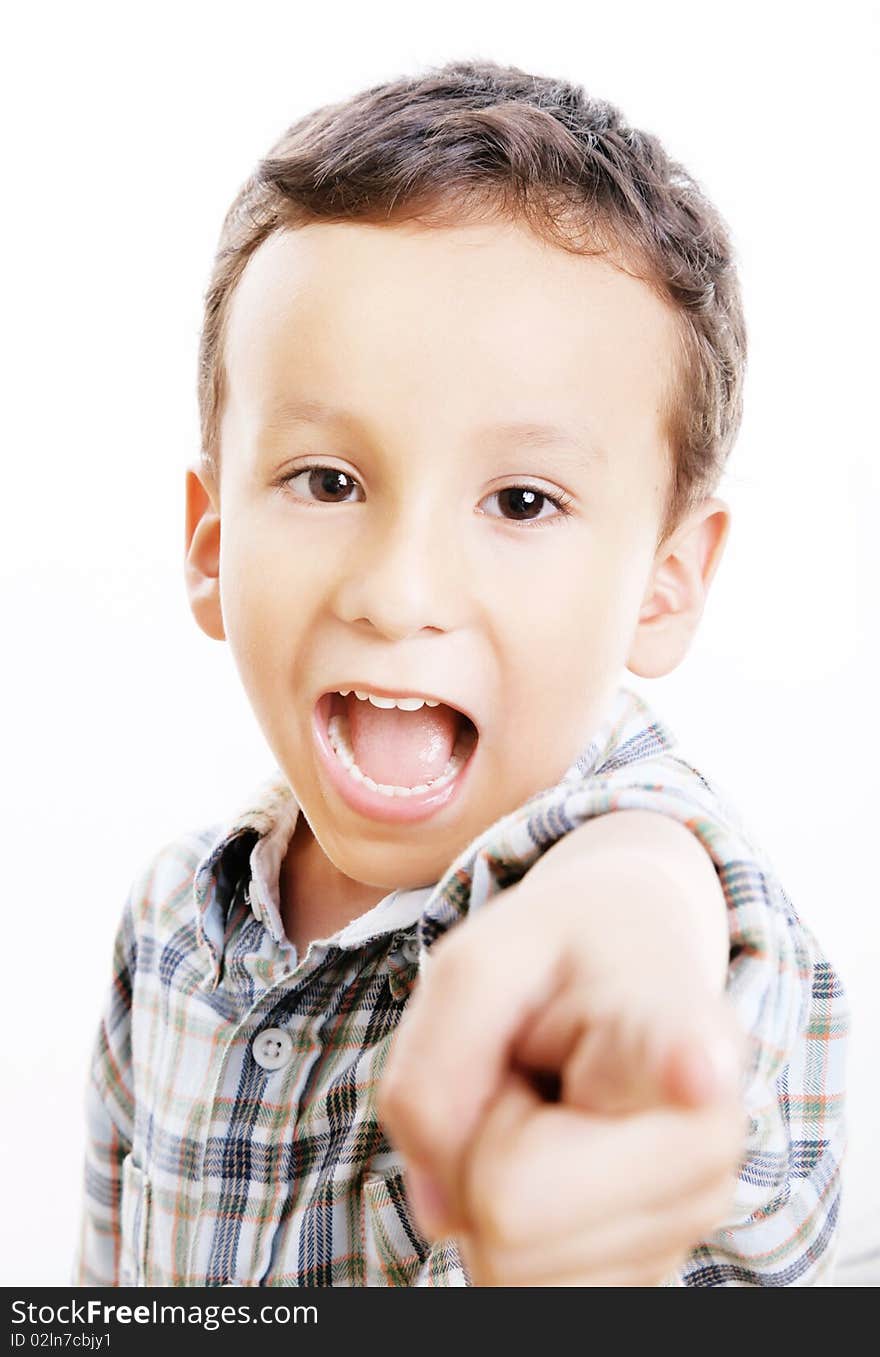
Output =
[{"x1": 377, "y1": 886, "x2": 566, "y2": 1232}]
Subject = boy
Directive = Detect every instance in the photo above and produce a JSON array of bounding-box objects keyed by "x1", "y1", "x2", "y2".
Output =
[{"x1": 73, "y1": 58, "x2": 847, "y2": 1287}]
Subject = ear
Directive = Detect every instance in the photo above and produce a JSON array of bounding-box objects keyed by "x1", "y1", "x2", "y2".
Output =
[
  {"x1": 626, "y1": 497, "x2": 730, "y2": 678},
  {"x1": 184, "y1": 462, "x2": 225, "y2": 641}
]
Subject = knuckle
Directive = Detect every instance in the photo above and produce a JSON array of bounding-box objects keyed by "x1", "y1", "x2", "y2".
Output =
[
  {"x1": 681, "y1": 1174, "x2": 737, "y2": 1244},
  {"x1": 470, "y1": 1244, "x2": 529, "y2": 1288},
  {"x1": 650, "y1": 1250, "x2": 691, "y2": 1286},
  {"x1": 459, "y1": 1237, "x2": 503, "y2": 1288},
  {"x1": 633, "y1": 1259, "x2": 676, "y2": 1287},
  {"x1": 467, "y1": 1163, "x2": 528, "y2": 1250},
  {"x1": 377, "y1": 1075, "x2": 450, "y2": 1172}
]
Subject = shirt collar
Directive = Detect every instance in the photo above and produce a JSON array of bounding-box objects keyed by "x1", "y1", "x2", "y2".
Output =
[
  {"x1": 192, "y1": 683, "x2": 674, "y2": 973},
  {"x1": 193, "y1": 771, "x2": 295, "y2": 961},
  {"x1": 192, "y1": 770, "x2": 437, "y2": 972}
]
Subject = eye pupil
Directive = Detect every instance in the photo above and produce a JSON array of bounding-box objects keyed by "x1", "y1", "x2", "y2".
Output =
[
  {"x1": 499, "y1": 487, "x2": 542, "y2": 520},
  {"x1": 311, "y1": 468, "x2": 353, "y2": 501}
]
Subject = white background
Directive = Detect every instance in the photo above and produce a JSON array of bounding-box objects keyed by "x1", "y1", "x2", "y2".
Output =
[{"x1": 2, "y1": 0, "x2": 877, "y2": 1285}]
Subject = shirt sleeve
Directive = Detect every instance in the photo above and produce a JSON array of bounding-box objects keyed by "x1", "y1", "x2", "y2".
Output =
[
  {"x1": 677, "y1": 869, "x2": 847, "y2": 1287},
  {"x1": 71, "y1": 890, "x2": 139, "y2": 1287},
  {"x1": 564, "y1": 756, "x2": 849, "y2": 1286},
  {"x1": 422, "y1": 733, "x2": 849, "y2": 1286}
]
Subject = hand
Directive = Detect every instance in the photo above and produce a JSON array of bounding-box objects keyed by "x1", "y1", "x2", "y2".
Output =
[{"x1": 377, "y1": 867, "x2": 747, "y2": 1286}]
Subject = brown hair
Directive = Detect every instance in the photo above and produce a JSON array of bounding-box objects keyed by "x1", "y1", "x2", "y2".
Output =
[{"x1": 197, "y1": 58, "x2": 746, "y2": 544}]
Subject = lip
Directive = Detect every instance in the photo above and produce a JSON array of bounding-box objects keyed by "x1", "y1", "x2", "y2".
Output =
[{"x1": 311, "y1": 692, "x2": 479, "y2": 824}]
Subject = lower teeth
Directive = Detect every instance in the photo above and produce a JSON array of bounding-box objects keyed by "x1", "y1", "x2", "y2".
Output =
[{"x1": 327, "y1": 712, "x2": 476, "y2": 797}]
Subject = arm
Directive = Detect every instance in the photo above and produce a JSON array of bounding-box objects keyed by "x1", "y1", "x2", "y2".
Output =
[
  {"x1": 72, "y1": 897, "x2": 138, "y2": 1287},
  {"x1": 527, "y1": 809, "x2": 848, "y2": 1287},
  {"x1": 378, "y1": 808, "x2": 746, "y2": 1284},
  {"x1": 518, "y1": 806, "x2": 730, "y2": 1003},
  {"x1": 505, "y1": 808, "x2": 736, "y2": 1113}
]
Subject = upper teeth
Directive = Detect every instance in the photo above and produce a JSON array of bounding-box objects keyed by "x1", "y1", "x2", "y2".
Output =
[{"x1": 338, "y1": 689, "x2": 442, "y2": 711}]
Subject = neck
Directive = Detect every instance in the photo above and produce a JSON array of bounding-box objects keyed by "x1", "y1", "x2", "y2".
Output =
[{"x1": 279, "y1": 815, "x2": 390, "y2": 956}]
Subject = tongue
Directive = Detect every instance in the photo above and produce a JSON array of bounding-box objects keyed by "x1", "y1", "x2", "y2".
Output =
[{"x1": 345, "y1": 696, "x2": 461, "y2": 788}]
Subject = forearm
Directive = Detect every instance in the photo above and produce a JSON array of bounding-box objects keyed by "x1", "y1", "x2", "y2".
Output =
[{"x1": 521, "y1": 809, "x2": 730, "y2": 995}]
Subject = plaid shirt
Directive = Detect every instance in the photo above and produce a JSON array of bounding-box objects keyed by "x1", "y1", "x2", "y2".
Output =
[{"x1": 73, "y1": 684, "x2": 847, "y2": 1287}]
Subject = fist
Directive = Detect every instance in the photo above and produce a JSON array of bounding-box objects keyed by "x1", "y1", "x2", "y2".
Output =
[{"x1": 377, "y1": 878, "x2": 747, "y2": 1286}]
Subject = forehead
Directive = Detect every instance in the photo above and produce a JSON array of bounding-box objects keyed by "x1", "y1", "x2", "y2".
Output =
[{"x1": 221, "y1": 219, "x2": 679, "y2": 464}]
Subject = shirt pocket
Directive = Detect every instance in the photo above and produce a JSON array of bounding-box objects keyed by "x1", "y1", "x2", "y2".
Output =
[
  {"x1": 361, "y1": 1170, "x2": 431, "y2": 1287},
  {"x1": 119, "y1": 1152, "x2": 151, "y2": 1287}
]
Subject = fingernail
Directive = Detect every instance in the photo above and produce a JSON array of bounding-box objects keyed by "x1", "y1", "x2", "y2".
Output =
[{"x1": 406, "y1": 1165, "x2": 450, "y2": 1238}]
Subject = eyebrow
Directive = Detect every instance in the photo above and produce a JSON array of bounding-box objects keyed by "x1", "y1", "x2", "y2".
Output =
[{"x1": 261, "y1": 398, "x2": 606, "y2": 468}]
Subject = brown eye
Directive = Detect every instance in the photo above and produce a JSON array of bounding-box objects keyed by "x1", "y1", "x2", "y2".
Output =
[
  {"x1": 495, "y1": 487, "x2": 546, "y2": 521},
  {"x1": 284, "y1": 465, "x2": 363, "y2": 504},
  {"x1": 281, "y1": 464, "x2": 572, "y2": 526},
  {"x1": 483, "y1": 484, "x2": 573, "y2": 525}
]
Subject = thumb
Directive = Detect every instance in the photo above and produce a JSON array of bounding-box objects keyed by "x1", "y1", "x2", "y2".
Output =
[{"x1": 659, "y1": 1013, "x2": 745, "y2": 1108}]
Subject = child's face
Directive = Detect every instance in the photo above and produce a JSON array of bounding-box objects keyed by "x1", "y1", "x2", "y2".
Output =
[{"x1": 189, "y1": 217, "x2": 709, "y2": 893}]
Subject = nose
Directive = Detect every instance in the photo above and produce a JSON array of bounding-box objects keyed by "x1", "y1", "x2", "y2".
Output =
[{"x1": 331, "y1": 502, "x2": 463, "y2": 640}]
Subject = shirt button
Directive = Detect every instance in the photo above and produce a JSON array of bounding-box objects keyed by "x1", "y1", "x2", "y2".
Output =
[
  {"x1": 251, "y1": 1026, "x2": 294, "y2": 1071},
  {"x1": 401, "y1": 935, "x2": 421, "y2": 965}
]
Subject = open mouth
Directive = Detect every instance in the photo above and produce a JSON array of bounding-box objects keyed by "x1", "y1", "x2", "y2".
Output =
[{"x1": 312, "y1": 690, "x2": 480, "y2": 822}]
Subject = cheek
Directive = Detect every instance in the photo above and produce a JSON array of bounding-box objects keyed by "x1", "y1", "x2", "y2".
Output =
[
  {"x1": 220, "y1": 508, "x2": 311, "y2": 617},
  {"x1": 506, "y1": 544, "x2": 639, "y2": 645},
  {"x1": 218, "y1": 540, "x2": 302, "y2": 685},
  {"x1": 503, "y1": 551, "x2": 648, "y2": 697}
]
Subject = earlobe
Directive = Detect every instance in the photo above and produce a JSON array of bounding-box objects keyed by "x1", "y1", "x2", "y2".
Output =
[
  {"x1": 626, "y1": 498, "x2": 730, "y2": 679},
  {"x1": 184, "y1": 464, "x2": 225, "y2": 642}
]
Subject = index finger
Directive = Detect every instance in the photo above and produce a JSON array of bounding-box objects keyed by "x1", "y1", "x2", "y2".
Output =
[{"x1": 376, "y1": 887, "x2": 567, "y2": 1231}]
